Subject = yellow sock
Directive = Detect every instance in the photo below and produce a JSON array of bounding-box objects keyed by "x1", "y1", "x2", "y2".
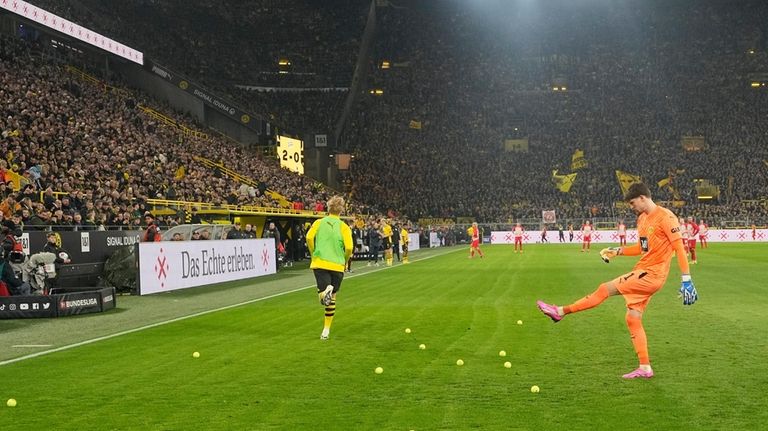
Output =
[{"x1": 324, "y1": 298, "x2": 336, "y2": 329}]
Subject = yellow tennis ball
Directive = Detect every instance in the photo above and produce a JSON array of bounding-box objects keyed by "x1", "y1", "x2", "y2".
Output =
[
  {"x1": 419, "y1": 344, "x2": 426, "y2": 350},
  {"x1": 375, "y1": 367, "x2": 384, "y2": 374},
  {"x1": 192, "y1": 352, "x2": 200, "y2": 358},
  {"x1": 405, "y1": 328, "x2": 411, "y2": 334},
  {"x1": 504, "y1": 362, "x2": 512, "y2": 369},
  {"x1": 7, "y1": 399, "x2": 17, "y2": 407},
  {"x1": 499, "y1": 350, "x2": 507, "y2": 357},
  {"x1": 456, "y1": 359, "x2": 464, "y2": 366},
  {"x1": 531, "y1": 385, "x2": 540, "y2": 393}
]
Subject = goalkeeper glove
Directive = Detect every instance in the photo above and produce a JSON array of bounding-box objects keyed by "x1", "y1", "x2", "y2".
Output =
[
  {"x1": 599, "y1": 247, "x2": 621, "y2": 263},
  {"x1": 679, "y1": 275, "x2": 698, "y2": 305}
]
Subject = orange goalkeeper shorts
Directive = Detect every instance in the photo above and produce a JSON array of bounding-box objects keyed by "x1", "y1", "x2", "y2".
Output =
[{"x1": 612, "y1": 270, "x2": 667, "y2": 312}]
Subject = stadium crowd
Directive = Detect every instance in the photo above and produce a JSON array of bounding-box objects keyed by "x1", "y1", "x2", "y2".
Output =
[
  {"x1": 4, "y1": 0, "x2": 768, "y2": 229},
  {"x1": 32, "y1": 0, "x2": 368, "y2": 137},
  {"x1": 342, "y1": 0, "x2": 768, "y2": 223},
  {"x1": 0, "y1": 33, "x2": 344, "y2": 231},
  {"x1": 32, "y1": 0, "x2": 368, "y2": 88}
]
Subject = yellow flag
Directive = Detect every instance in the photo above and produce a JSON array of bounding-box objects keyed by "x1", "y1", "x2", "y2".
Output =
[
  {"x1": 266, "y1": 190, "x2": 292, "y2": 208},
  {"x1": 174, "y1": 166, "x2": 186, "y2": 180},
  {"x1": 5, "y1": 170, "x2": 22, "y2": 191},
  {"x1": 409, "y1": 120, "x2": 422, "y2": 130},
  {"x1": 667, "y1": 183, "x2": 681, "y2": 200},
  {"x1": 552, "y1": 170, "x2": 577, "y2": 193},
  {"x1": 616, "y1": 170, "x2": 642, "y2": 196},
  {"x1": 571, "y1": 149, "x2": 588, "y2": 170}
]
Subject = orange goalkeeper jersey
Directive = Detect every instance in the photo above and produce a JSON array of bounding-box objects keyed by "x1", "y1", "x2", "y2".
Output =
[{"x1": 633, "y1": 205, "x2": 683, "y2": 277}]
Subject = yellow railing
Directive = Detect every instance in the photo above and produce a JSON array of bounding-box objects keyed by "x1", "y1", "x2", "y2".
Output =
[
  {"x1": 65, "y1": 66, "x2": 131, "y2": 97},
  {"x1": 137, "y1": 105, "x2": 209, "y2": 139},
  {"x1": 209, "y1": 127, "x2": 243, "y2": 146},
  {"x1": 66, "y1": 66, "x2": 208, "y2": 140},
  {"x1": 41, "y1": 193, "x2": 330, "y2": 219},
  {"x1": 144, "y1": 198, "x2": 322, "y2": 218},
  {"x1": 193, "y1": 156, "x2": 293, "y2": 208},
  {"x1": 194, "y1": 156, "x2": 253, "y2": 186}
]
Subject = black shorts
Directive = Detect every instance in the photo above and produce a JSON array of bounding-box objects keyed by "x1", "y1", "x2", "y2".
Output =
[
  {"x1": 383, "y1": 238, "x2": 393, "y2": 249},
  {"x1": 313, "y1": 269, "x2": 344, "y2": 294}
]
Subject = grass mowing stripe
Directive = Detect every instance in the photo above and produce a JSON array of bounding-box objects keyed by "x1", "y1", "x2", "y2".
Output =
[{"x1": 0, "y1": 247, "x2": 460, "y2": 368}]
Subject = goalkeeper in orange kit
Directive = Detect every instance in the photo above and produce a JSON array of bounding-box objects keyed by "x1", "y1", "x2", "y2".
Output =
[{"x1": 537, "y1": 183, "x2": 698, "y2": 379}]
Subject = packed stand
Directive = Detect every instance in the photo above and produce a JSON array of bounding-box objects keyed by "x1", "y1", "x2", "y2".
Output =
[
  {"x1": 342, "y1": 0, "x2": 768, "y2": 223},
  {"x1": 15, "y1": 0, "x2": 768, "y2": 226},
  {"x1": 31, "y1": 0, "x2": 368, "y2": 88},
  {"x1": 31, "y1": 0, "x2": 369, "y2": 137},
  {"x1": 0, "y1": 35, "x2": 338, "y2": 230}
]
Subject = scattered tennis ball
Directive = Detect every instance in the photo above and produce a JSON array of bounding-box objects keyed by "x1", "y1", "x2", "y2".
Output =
[
  {"x1": 499, "y1": 350, "x2": 507, "y2": 357},
  {"x1": 456, "y1": 359, "x2": 464, "y2": 366},
  {"x1": 531, "y1": 385, "x2": 540, "y2": 393},
  {"x1": 517, "y1": 320, "x2": 523, "y2": 325},
  {"x1": 7, "y1": 399, "x2": 17, "y2": 407},
  {"x1": 504, "y1": 361, "x2": 512, "y2": 369},
  {"x1": 192, "y1": 351, "x2": 200, "y2": 358},
  {"x1": 419, "y1": 344, "x2": 426, "y2": 350},
  {"x1": 405, "y1": 328, "x2": 411, "y2": 334},
  {"x1": 375, "y1": 367, "x2": 384, "y2": 374}
]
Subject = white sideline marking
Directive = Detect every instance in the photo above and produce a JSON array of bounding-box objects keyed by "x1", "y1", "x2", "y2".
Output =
[
  {"x1": 0, "y1": 248, "x2": 459, "y2": 367},
  {"x1": 12, "y1": 345, "x2": 52, "y2": 348}
]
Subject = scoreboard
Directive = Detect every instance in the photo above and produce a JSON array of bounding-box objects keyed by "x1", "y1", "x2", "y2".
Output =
[{"x1": 277, "y1": 135, "x2": 304, "y2": 175}]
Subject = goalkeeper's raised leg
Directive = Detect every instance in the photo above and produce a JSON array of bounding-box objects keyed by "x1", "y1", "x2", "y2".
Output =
[{"x1": 536, "y1": 183, "x2": 698, "y2": 379}]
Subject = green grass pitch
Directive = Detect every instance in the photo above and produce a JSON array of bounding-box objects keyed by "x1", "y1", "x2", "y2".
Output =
[{"x1": 1, "y1": 243, "x2": 767, "y2": 430}]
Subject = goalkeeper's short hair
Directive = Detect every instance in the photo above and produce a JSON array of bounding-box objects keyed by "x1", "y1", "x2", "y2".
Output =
[{"x1": 624, "y1": 183, "x2": 651, "y2": 201}]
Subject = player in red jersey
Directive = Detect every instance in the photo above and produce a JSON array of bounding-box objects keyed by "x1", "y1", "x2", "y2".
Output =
[
  {"x1": 686, "y1": 216, "x2": 699, "y2": 264},
  {"x1": 698, "y1": 219, "x2": 708, "y2": 248},
  {"x1": 581, "y1": 220, "x2": 592, "y2": 252},
  {"x1": 468, "y1": 222, "x2": 484, "y2": 258},
  {"x1": 617, "y1": 220, "x2": 627, "y2": 246},
  {"x1": 513, "y1": 222, "x2": 524, "y2": 253}
]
